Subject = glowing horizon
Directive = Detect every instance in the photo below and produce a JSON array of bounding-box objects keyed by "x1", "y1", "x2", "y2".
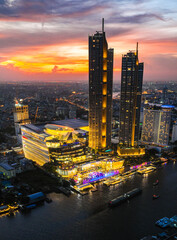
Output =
[{"x1": 0, "y1": 0, "x2": 177, "y2": 82}]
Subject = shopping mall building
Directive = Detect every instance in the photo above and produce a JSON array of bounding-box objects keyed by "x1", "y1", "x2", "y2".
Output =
[{"x1": 21, "y1": 119, "x2": 124, "y2": 182}]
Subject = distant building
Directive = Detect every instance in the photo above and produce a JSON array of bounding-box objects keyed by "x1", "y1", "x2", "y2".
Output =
[
  {"x1": 172, "y1": 123, "x2": 177, "y2": 143},
  {"x1": 13, "y1": 100, "x2": 31, "y2": 143},
  {"x1": 89, "y1": 19, "x2": 113, "y2": 150},
  {"x1": 141, "y1": 105, "x2": 173, "y2": 146},
  {"x1": 119, "y1": 43, "x2": 144, "y2": 148},
  {"x1": 56, "y1": 107, "x2": 69, "y2": 118},
  {"x1": 0, "y1": 163, "x2": 16, "y2": 178}
]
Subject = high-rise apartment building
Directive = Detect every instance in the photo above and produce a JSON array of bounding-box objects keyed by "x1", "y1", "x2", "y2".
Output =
[
  {"x1": 141, "y1": 105, "x2": 172, "y2": 146},
  {"x1": 119, "y1": 44, "x2": 144, "y2": 147},
  {"x1": 89, "y1": 19, "x2": 113, "y2": 150}
]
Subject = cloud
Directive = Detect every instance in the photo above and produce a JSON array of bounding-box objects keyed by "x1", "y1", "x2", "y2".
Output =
[
  {"x1": 0, "y1": 0, "x2": 176, "y2": 82},
  {"x1": 52, "y1": 65, "x2": 73, "y2": 73},
  {"x1": 109, "y1": 13, "x2": 164, "y2": 24},
  {"x1": 0, "y1": 0, "x2": 108, "y2": 21}
]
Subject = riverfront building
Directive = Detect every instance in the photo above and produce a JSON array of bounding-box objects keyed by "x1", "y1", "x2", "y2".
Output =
[
  {"x1": 89, "y1": 19, "x2": 114, "y2": 150},
  {"x1": 21, "y1": 119, "x2": 88, "y2": 166},
  {"x1": 21, "y1": 118, "x2": 124, "y2": 181},
  {"x1": 118, "y1": 43, "x2": 144, "y2": 156},
  {"x1": 141, "y1": 105, "x2": 172, "y2": 146}
]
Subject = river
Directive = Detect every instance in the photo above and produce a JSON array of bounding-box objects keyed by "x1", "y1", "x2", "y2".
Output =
[{"x1": 1, "y1": 161, "x2": 177, "y2": 240}]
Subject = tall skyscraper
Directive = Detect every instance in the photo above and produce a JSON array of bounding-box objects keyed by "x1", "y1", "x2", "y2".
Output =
[
  {"x1": 119, "y1": 43, "x2": 144, "y2": 148},
  {"x1": 141, "y1": 105, "x2": 172, "y2": 146},
  {"x1": 89, "y1": 19, "x2": 114, "y2": 150}
]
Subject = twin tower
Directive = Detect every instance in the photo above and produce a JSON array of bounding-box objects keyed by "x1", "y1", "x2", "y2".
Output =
[{"x1": 89, "y1": 19, "x2": 144, "y2": 151}]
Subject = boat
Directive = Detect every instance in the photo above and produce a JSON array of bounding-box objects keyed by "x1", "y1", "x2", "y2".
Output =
[
  {"x1": 109, "y1": 195, "x2": 127, "y2": 207},
  {"x1": 20, "y1": 203, "x2": 37, "y2": 211},
  {"x1": 153, "y1": 180, "x2": 159, "y2": 186},
  {"x1": 126, "y1": 188, "x2": 142, "y2": 199},
  {"x1": 153, "y1": 195, "x2": 160, "y2": 200},
  {"x1": 108, "y1": 188, "x2": 142, "y2": 207}
]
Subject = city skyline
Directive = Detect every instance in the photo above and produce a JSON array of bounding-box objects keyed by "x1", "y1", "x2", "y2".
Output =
[{"x1": 0, "y1": 0, "x2": 177, "y2": 82}]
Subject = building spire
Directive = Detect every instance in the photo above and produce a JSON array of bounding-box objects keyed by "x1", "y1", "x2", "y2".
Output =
[
  {"x1": 102, "y1": 18, "x2": 104, "y2": 32},
  {"x1": 136, "y1": 42, "x2": 138, "y2": 57}
]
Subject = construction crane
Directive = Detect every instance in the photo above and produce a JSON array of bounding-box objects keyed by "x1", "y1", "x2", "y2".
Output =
[{"x1": 34, "y1": 106, "x2": 39, "y2": 123}]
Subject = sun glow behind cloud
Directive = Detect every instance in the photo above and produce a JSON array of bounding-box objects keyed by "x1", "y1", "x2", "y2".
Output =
[{"x1": 0, "y1": 0, "x2": 176, "y2": 82}]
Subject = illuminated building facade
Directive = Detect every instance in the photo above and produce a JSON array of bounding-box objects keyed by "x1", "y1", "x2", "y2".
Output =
[
  {"x1": 89, "y1": 19, "x2": 114, "y2": 150},
  {"x1": 172, "y1": 123, "x2": 177, "y2": 143},
  {"x1": 119, "y1": 43, "x2": 144, "y2": 148},
  {"x1": 21, "y1": 119, "x2": 124, "y2": 181},
  {"x1": 21, "y1": 119, "x2": 88, "y2": 168},
  {"x1": 13, "y1": 101, "x2": 31, "y2": 143},
  {"x1": 21, "y1": 124, "x2": 50, "y2": 165},
  {"x1": 141, "y1": 105, "x2": 172, "y2": 146}
]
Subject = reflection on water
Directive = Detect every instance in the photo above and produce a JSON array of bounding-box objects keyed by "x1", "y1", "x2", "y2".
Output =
[{"x1": 1, "y1": 162, "x2": 177, "y2": 240}]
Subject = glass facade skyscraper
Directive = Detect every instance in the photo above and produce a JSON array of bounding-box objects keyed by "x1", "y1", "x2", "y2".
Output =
[
  {"x1": 119, "y1": 44, "x2": 144, "y2": 147},
  {"x1": 89, "y1": 19, "x2": 114, "y2": 150}
]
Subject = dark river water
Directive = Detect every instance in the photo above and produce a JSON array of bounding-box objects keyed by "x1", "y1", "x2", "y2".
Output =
[{"x1": 1, "y1": 161, "x2": 177, "y2": 240}]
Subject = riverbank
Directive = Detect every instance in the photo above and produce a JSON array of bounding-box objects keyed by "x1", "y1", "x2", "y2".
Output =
[{"x1": 16, "y1": 167, "x2": 61, "y2": 193}]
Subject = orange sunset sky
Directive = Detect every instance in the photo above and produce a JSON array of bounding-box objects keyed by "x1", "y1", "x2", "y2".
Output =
[{"x1": 0, "y1": 0, "x2": 177, "y2": 82}]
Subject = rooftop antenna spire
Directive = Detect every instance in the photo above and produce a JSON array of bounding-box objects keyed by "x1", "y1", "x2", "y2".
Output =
[
  {"x1": 102, "y1": 18, "x2": 104, "y2": 32},
  {"x1": 136, "y1": 42, "x2": 138, "y2": 56}
]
